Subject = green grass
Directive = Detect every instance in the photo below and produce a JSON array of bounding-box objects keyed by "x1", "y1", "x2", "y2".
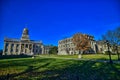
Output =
[
  {"x1": 39, "y1": 54, "x2": 78, "y2": 58},
  {"x1": 82, "y1": 54, "x2": 118, "y2": 60},
  {"x1": 0, "y1": 56, "x2": 120, "y2": 80},
  {"x1": 39, "y1": 54, "x2": 118, "y2": 60}
]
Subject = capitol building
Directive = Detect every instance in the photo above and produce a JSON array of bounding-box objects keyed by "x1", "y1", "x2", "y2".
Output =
[{"x1": 3, "y1": 28, "x2": 52, "y2": 55}]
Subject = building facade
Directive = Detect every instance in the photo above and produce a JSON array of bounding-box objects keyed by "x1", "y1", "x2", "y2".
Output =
[
  {"x1": 3, "y1": 28, "x2": 51, "y2": 55},
  {"x1": 58, "y1": 34, "x2": 112, "y2": 55},
  {"x1": 42, "y1": 45, "x2": 53, "y2": 54},
  {"x1": 3, "y1": 28, "x2": 119, "y2": 55}
]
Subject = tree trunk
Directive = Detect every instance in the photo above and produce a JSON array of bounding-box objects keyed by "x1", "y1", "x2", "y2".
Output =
[
  {"x1": 79, "y1": 50, "x2": 81, "y2": 54},
  {"x1": 78, "y1": 50, "x2": 82, "y2": 59}
]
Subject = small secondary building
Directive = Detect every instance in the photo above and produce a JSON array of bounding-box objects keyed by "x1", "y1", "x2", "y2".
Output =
[{"x1": 58, "y1": 34, "x2": 113, "y2": 55}]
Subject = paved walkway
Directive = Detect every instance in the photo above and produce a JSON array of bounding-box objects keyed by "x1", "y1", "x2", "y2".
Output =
[{"x1": 38, "y1": 55, "x2": 120, "y2": 64}]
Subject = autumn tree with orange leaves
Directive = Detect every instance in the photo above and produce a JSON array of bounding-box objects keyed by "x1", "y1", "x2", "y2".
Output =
[{"x1": 72, "y1": 33, "x2": 91, "y2": 54}]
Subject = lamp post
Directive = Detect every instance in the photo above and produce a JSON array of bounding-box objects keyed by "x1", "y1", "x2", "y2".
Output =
[{"x1": 106, "y1": 40, "x2": 113, "y2": 63}]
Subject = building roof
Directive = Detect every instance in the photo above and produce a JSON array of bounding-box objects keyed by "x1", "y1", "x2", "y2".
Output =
[
  {"x1": 4, "y1": 37, "x2": 42, "y2": 44},
  {"x1": 4, "y1": 37, "x2": 20, "y2": 42}
]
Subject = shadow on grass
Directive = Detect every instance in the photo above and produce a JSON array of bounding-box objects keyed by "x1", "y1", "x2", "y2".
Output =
[
  {"x1": 0, "y1": 55, "x2": 32, "y2": 59},
  {"x1": 0, "y1": 58, "x2": 120, "y2": 80},
  {"x1": 39, "y1": 61, "x2": 120, "y2": 80},
  {"x1": 0, "y1": 58, "x2": 54, "y2": 80}
]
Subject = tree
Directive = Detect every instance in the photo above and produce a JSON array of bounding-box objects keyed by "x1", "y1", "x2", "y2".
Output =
[
  {"x1": 72, "y1": 33, "x2": 91, "y2": 54},
  {"x1": 105, "y1": 40, "x2": 113, "y2": 63},
  {"x1": 102, "y1": 27, "x2": 120, "y2": 60},
  {"x1": 114, "y1": 27, "x2": 120, "y2": 60},
  {"x1": 114, "y1": 27, "x2": 120, "y2": 45},
  {"x1": 102, "y1": 30, "x2": 116, "y2": 52},
  {"x1": 49, "y1": 46, "x2": 58, "y2": 54}
]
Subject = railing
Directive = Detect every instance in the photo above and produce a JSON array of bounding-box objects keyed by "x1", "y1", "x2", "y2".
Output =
[{"x1": 31, "y1": 40, "x2": 42, "y2": 43}]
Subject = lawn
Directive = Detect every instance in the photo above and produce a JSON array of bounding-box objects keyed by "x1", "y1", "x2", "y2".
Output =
[
  {"x1": 82, "y1": 54, "x2": 118, "y2": 60},
  {"x1": 39, "y1": 54, "x2": 118, "y2": 60},
  {"x1": 0, "y1": 56, "x2": 120, "y2": 80}
]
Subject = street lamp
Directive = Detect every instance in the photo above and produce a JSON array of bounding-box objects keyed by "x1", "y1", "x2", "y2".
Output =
[{"x1": 106, "y1": 40, "x2": 113, "y2": 63}]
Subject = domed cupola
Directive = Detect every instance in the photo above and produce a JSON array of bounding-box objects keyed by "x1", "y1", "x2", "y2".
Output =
[{"x1": 21, "y1": 28, "x2": 30, "y2": 40}]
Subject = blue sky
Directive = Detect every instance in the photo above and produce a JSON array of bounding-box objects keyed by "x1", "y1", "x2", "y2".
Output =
[{"x1": 0, "y1": 0, "x2": 120, "y2": 49}]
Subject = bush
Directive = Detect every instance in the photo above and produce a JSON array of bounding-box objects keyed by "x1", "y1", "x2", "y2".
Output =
[
  {"x1": 49, "y1": 46, "x2": 58, "y2": 54},
  {"x1": 0, "y1": 55, "x2": 32, "y2": 59},
  {"x1": 104, "y1": 51, "x2": 112, "y2": 55}
]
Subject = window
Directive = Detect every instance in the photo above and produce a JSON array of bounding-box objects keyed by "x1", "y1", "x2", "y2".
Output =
[
  {"x1": 5, "y1": 43, "x2": 9, "y2": 48},
  {"x1": 16, "y1": 49, "x2": 18, "y2": 52},
  {"x1": 16, "y1": 44, "x2": 19, "y2": 48},
  {"x1": 11, "y1": 44, "x2": 14, "y2": 47},
  {"x1": 11, "y1": 44, "x2": 14, "y2": 50},
  {"x1": 100, "y1": 48, "x2": 103, "y2": 52},
  {"x1": 36, "y1": 45, "x2": 38, "y2": 48},
  {"x1": 33, "y1": 45, "x2": 35, "y2": 48},
  {"x1": 11, "y1": 49, "x2": 13, "y2": 52},
  {"x1": 26, "y1": 44, "x2": 28, "y2": 48},
  {"x1": 69, "y1": 48, "x2": 70, "y2": 50},
  {"x1": 29, "y1": 44, "x2": 32, "y2": 49},
  {"x1": 36, "y1": 50, "x2": 38, "y2": 53},
  {"x1": 5, "y1": 49, "x2": 8, "y2": 52},
  {"x1": 33, "y1": 49, "x2": 34, "y2": 52},
  {"x1": 21, "y1": 44, "x2": 24, "y2": 48}
]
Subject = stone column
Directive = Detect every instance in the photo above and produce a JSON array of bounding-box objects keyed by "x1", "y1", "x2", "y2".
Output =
[
  {"x1": 11, "y1": 43, "x2": 14, "y2": 55},
  {"x1": 13, "y1": 44, "x2": 16, "y2": 55},
  {"x1": 8, "y1": 43, "x2": 11, "y2": 55},
  {"x1": 19, "y1": 43, "x2": 21, "y2": 55},
  {"x1": 31, "y1": 44, "x2": 34, "y2": 55},
  {"x1": 41, "y1": 45, "x2": 44, "y2": 54},
  {"x1": 28, "y1": 44, "x2": 30, "y2": 54},
  {"x1": 24, "y1": 44, "x2": 26, "y2": 54},
  {"x1": 3, "y1": 42, "x2": 6, "y2": 55},
  {"x1": 94, "y1": 43, "x2": 96, "y2": 53}
]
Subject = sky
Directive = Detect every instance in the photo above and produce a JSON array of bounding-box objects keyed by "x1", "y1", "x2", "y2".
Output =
[{"x1": 0, "y1": 0, "x2": 120, "y2": 49}]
